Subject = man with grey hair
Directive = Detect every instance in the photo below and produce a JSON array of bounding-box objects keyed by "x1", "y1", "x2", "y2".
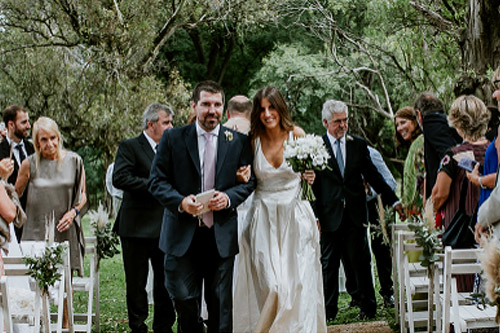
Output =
[
  {"x1": 312, "y1": 100, "x2": 405, "y2": 321},
  {"x1": 113, "y1": 102, "x2": 175, "y2": 333}
]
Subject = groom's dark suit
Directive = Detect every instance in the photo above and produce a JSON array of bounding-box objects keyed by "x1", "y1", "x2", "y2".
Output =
[
  {"x1": 113, "y1": 132, "x2": 175, "y2": 333},
  {"x1": 313, "y1": 133, "x2": 399, "y2": 320},
  {"x1": 149, "y1": 123, "x2": 255, "y2": 332}
]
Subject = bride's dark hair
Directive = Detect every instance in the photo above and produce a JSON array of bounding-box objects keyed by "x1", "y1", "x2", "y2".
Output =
[{"x1": 250, "y1": 86, "x2": 294, "y2": 139}]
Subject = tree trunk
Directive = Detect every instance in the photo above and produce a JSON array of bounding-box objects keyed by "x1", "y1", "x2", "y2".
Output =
[
  {"x1": 464, "y1": 0, "x2": 500, "y2": 74},
  {"x1": 456, "y1": 0, "x2": 500, "y2": 101}
]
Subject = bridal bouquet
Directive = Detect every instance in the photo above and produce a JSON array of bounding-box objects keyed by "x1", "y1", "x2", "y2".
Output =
[{"x1": 283, "y1": 134, "x2": 331, "y2": 201}]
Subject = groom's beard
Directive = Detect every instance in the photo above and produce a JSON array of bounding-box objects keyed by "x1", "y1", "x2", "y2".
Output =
[{"x1": 199, "y1": 113, "x2": 221, "y2": 131}]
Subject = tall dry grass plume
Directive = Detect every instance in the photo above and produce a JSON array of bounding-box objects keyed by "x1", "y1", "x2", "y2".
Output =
[{"x1": 479, "y1": 235, "x2": 500, "y2": 323}]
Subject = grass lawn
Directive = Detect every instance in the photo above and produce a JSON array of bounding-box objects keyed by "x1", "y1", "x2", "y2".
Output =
[{"x1": 81, "y1": 217, "x2": 398, "y2": 332}]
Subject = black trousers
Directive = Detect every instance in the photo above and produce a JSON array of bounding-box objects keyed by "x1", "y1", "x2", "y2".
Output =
[
  {"x1": 164, "y1": 227, "x2": 234, "y2": 333},
  {"x1": 121, "y1": 237, "x2": 175, "y2": 333},
  {"x1": 343, "y1": 198, "x2": 394, "y2": 300},
  {"x1": 321, "y1": 215, "x2": 376, "y2": 320}
]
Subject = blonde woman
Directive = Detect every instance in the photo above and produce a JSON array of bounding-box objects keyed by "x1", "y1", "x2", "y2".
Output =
[
  {"x1": 15, "y1": 117, "x2": 87, "y2": 276},
  {"x1": 431, "y1": 95, "x2": 490, "y2": 291}
]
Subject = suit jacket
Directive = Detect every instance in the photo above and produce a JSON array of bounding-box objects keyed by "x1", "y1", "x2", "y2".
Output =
[
  {"x1": 148, "y1": 124, "x2": 255, "y2": 258},
  {"x1": 313, "y1": 134, "x2": 399, "y2": 233},
  {"x1": 113, "y1": 133, "x2": 164, "y2": 238},
  {"x1": 0, "y1": 139, "x2": 35, "y2": 208},
  {"x1": 422, "y1": 113, "x2": 461, "y2": 198}
]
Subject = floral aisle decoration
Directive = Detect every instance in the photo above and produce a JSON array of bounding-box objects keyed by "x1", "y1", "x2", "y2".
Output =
[
  {"x1": 408, "y1": 200, "x2": 442, "y2": 331},
  {"x1": 23, "y1": 214, "x2": 65, "y2": 332},
  {"x1": 283, "y1": 134, "x2": 331, "y2": 201},
  {"x1": 88, "y1": 202, "x2": 120, "y2": 269},
  {"x1": 23, "y1": 242, "x2": 66, "y2": 296},
  {"x1": 479, "y1": 235, "x2": 500, "y2": 323}
]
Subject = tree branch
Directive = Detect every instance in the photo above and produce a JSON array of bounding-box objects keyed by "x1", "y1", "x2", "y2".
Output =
[
  {"x1": 139, "y1": 0, "x2": 187, "y2": 73},
  {"x1": 409, "y1": 1, "x2": 454, "y2": 31}
]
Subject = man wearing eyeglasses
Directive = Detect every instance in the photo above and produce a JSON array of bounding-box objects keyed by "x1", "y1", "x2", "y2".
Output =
[{"x1": 312, "y1": 99, "x2": 405, "y2": 322}]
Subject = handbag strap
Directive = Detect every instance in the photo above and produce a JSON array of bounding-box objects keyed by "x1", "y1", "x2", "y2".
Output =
[{"x1": 458, "y1": 176, "x2": 469, "y2": 210}]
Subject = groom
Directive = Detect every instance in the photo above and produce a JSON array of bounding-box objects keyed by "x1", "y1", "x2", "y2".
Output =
[{"x1": 148, "y1": 80, "x2": 256, "y2": 332}]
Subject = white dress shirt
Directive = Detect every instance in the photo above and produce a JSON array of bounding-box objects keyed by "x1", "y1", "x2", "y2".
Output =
[
  {"x1": 143, "y1": 130, "x2": 158, "y2": 153},
  {"x1": 5, "y1": 136, "x2": 28, "y2": 166}
]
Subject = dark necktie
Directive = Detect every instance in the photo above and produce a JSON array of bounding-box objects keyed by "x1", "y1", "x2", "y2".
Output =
[
  {"x1": 335, "y1": 139, "x2": 344, "y2": 177},
  {"x1": 15, "y1": 144, "x2": 26, "y2": 162}
]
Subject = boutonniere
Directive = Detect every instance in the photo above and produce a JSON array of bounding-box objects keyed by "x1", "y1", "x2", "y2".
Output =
[
  {"x1": 224, "y1": 130, "x2": 233, "y2": 142},
  {"x1": 346, "y1": 134, "x2": 354, "y2": 141}
]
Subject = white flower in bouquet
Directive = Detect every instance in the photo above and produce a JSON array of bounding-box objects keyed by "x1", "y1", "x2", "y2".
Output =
[{"x1": 284, "y1": 134, "x2": 331, "y2": 201}]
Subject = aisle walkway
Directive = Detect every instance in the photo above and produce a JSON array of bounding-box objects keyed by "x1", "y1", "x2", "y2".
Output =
[{"x1": 327, "y1": 321, "x2": 393, "y2": 332}]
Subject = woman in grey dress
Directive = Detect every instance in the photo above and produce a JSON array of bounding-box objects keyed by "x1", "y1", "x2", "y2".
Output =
[{"x1": 15, "y1": 116, "x2": 87, "y2": 275}]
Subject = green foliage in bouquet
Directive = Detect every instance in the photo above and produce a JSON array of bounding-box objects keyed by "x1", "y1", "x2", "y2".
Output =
[
  {"x1": 88, "y1": 202, "x2": 120, "y2": 266},
  {"x1": 408, "y1": 215, "x2": 442, "y2": 268},
  {"x1": 24, "y1": 243, "x2": 66, "y2": 295}
]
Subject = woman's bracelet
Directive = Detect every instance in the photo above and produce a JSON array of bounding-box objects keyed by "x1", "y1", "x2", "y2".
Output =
[
  {"x1": 73, "y1": 207, "x2": 80, "y2": 216},
  {"x1": 478, "y1": 176, "x2": 487, "y2": 190}
]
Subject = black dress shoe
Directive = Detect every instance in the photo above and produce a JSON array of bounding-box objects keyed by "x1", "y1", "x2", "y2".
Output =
[
  {"x1": 357, "y1": 310, "x2": 376, "y2": 320},
  {"x1": 383, "y1": 295, "x2": 395, "y2": 308}
]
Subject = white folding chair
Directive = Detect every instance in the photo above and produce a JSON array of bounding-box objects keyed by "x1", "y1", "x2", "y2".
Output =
[
  {"x1": 12, "y1": 240, "x2": 74, "y2": 333},
  {"x1": 391, "y1": 223, "x2": 410, "y2": 324},
  {"x1": 397, "y1": 230, "x2": 442, "y2": 333},
  {"x1": 441, "y1": 246, "x2": 497, "y2": 332},
  {"x1": 72, "y1": 236, "x2": 99, "y2": 332}
]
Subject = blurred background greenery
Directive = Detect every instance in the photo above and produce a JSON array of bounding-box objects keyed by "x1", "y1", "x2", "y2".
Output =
[{"x1": 0, "y1": 0, "x2": 499, "y2": 209}]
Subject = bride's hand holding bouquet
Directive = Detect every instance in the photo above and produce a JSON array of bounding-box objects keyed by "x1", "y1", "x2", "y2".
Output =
[{"x1": 283, "y1": 134, "x2": 331, "y2": 201}]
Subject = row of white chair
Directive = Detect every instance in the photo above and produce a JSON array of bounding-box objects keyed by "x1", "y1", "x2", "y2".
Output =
[
  {"x1": 0, "y1": 237, "x2": 100, "y2": 333},
  {"x1": 392, "y1": 224, "x2": 498, "y2": 332}
]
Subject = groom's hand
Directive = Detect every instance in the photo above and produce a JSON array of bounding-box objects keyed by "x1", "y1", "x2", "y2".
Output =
[
  {"x1": 208, "y1": 191, "x2": 229, "y2": 211},
  {"x1": 181, "y1": 195, "x2": 203, "y2": 215}
]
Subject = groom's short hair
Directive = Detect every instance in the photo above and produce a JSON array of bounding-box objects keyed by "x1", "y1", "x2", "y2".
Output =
[{"x1": 192, "y1": 80, "x2": 225, "y2": 105}]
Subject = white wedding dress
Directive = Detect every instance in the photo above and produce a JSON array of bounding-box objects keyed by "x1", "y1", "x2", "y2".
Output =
[{"x1": 233, "y1": 134, "x2": 326, "y2": 333}]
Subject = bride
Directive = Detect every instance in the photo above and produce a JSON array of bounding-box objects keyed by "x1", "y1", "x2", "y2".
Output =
[{"x1": 233, "y1": 86, "x2": 326, "y2": 332}]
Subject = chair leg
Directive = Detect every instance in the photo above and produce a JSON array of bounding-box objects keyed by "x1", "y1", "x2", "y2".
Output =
[{"x1": 94, "y1": 270, "x2": 100, "y2": 332}]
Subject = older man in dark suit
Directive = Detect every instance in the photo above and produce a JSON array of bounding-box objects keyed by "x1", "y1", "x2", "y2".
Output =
[
  {"x1": 113, "y1": 102, "x2": 175, "y2": 333},
  {"x1": 313, "y1": 100, "x2": 405, "y2": 321},
  {"x1": 149, "y1": 81, "x2": 255, "y2": 332},
  {"x1": 0, "y1": 105, "x2": 34, "y2": 240}
]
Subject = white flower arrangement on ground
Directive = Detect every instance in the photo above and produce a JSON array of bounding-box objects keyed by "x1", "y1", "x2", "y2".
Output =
[{"x1": 283, "y1": 134, "x2": 331, "y2": 201}]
